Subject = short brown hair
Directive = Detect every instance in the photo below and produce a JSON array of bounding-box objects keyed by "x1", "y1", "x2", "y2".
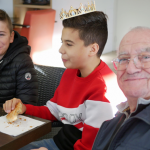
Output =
[
  {"x1": 63, "y1": 11, "x2": 108, "y2": 57},
  {"x1": 0, "y1": 9, "x2": 13, "y2": 33}
]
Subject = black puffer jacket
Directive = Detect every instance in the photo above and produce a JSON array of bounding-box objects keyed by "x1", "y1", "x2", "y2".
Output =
[{"x1": 0, "y1": 31, "x2": 38, "y2": 107}]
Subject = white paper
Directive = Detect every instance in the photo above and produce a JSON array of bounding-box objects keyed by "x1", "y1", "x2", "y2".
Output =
[{"x1": 0, "y1": 115, "x2": 45, "y2": 136}]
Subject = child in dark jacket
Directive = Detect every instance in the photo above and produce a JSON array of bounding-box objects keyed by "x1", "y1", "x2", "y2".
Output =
[{"x1": 0, "y1": 9, "x2": 38, "y2": 106}]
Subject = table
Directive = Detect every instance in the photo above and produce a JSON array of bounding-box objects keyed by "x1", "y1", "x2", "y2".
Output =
[{"x1": 0, "y1": 107, "x2": 51, "y2": 150}]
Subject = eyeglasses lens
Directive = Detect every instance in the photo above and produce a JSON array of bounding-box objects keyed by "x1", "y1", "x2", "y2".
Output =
[{"x1": 112, "y1": 54, "x2": 150, "y2": 70}]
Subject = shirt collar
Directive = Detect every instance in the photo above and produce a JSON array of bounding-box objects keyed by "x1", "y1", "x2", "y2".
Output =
[
  {"x1": 116, "y1": 97, "x2": 150, "y2": 119},
  {"x1": 117, "y1": 97, "x2": 150, "y2": 113}
]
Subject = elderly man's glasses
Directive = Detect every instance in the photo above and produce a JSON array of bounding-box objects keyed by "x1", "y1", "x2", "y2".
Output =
[{"x1": 112, "y1": 54, "x2": 150, "y2": 71}]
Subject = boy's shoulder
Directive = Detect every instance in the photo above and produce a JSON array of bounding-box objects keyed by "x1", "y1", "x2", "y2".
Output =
[{"x1": 99, "y1": 60, "x2": 116, "y2": 78}]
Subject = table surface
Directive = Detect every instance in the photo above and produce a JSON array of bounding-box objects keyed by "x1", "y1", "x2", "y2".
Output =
[{"x1": 0, "y1": 107, "x2": 51, "y2": 150}]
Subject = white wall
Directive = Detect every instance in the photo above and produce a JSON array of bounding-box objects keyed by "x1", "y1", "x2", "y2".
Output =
[
  {"x1": 116, "y1": 0, "x2": 150, "y2": 50},
  {"x1": 0, "y1": 0, "x2": 13, "y2": 17}
]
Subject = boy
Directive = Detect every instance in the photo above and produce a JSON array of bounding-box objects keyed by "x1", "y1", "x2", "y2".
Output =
[
  {"x1": 3, "y1": 2, "x2": 119, "y2": 150},
  {"x1": 0, "y1": 9, "x2": 38, "y2": 106}
]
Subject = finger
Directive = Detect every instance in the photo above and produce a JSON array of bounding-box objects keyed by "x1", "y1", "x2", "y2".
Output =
[
  {"x1": 12, "y1": 98, "x2": 20, "y2": 110},
  {"x1": 3, "y1": 103, "x2": 6, "y2": 112},
  {"x1": 31, "y1": 148, "x2": 48, "y2": 150},
  {"x1": 39, "y1": 148, "x2": 48, "y2": 150},
  {"x1": 5, "y1": 100, "x2": 13, "y2": 113},
  {"x1": 12, "y1": 98, "x2": 26, "y2": 114}
]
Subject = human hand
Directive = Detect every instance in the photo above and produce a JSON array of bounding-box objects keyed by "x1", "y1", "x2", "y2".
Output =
[
  {"x1": 31, "y1": 147, "x2": 48, "y2": 150},
  {"x1": 3, "y1": 98, "x2": 26, "y2": 114}
]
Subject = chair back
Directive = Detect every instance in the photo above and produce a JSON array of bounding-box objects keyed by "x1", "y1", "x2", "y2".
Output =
[
  {"x1": 34, "y1": 64, "x2": 65, "y2": 140},
  {"x1": 34, "y1": 64, "x2": 65, "y2": 106},
  {"x1": 20, "y1": 9, "x2": 56, "y2": 59}
]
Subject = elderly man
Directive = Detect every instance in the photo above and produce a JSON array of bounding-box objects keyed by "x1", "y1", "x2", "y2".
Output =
[{"x1": 92, "y1": 26, "x2": 150, "y2": 150}]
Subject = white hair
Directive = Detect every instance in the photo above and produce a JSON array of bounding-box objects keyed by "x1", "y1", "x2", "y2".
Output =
[
  {"x1": 130, "y1": 26, "x2": 150, "y2": 32},
  {"x1": 116, "y1": 26, "x2": 150, "y2": 56}
]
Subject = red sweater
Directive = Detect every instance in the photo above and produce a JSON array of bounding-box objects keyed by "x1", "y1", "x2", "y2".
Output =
[{"x1": 25, "y1": 60, "x2": 115, "y2": 150}]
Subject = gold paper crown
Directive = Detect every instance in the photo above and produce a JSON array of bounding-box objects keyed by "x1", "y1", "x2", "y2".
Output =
[{"x1": 60, "y1": 1, "x2": 96, "y2": 20}]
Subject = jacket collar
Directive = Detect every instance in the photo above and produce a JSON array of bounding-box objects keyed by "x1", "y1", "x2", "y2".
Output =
[{"x1": 117, "y1": 98, "x2": 150, "y2": 124}]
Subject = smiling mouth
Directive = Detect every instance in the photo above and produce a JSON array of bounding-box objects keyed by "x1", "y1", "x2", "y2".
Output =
[
  {"x1": 62, "y1": 59, "x2": 67, "y2": 62},
  {"x1": 125, "y1": 78, "x2": 146, "y2": 81}
]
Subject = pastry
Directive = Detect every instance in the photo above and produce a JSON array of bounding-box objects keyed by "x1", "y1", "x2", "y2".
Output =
[{"x1": 6, "y1": 102, "x2": 22, "y2": 122}]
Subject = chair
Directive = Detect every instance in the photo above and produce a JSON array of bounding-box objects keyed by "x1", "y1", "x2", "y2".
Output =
[
  {"x1": 34, "y1": 64, "x2": 65, "y2": 139},
  {"x1": 13, "y1": 9, "x2": 56, "y2": 61}
]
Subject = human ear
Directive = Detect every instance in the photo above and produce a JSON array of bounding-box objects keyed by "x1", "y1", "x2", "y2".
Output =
[
  {"x1": 10, "y1": 31, "x2": 14, "y2": 43},
  {"x1": 89, "y1": 43, "x2": 99, "y2": 56}
]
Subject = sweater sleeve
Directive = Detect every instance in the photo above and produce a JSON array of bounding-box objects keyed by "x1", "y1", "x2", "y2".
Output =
[
  {"x1": 25, "y1": 104, "x2": 57, "y2": 121},
  {"x1": 74, "y1": 88, "x2": 113, "y2": 149},
  {"x1": 15, "y1": 54, "x2": 39, "y2": 105},
  {"x1": 46, "y1": 86, "x2": 62, "y2": 121},
  {"x1": 24, "y1": 84, "x2": 60, "y2": 121}
]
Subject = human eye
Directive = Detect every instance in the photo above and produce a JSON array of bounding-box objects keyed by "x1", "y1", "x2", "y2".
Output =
[
  {"x1": 140, "y1": 55, "x2": 150, "y2": 62},
  {"x1": 0, "y1": 34, "x2": 4, "y2": 36},
  {"x1": 66, "y1": 43, "x2": 73, "y2": 46},
  {"x1": 118, "y1": 58, "x2": 128, "y2": 64}
]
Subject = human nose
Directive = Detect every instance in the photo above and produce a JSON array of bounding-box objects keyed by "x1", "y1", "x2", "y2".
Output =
[
  {"x1": 59, "y1": 45, "x2": 65, "y2": 54},
  {"x1": 126, "y1": 57, "x2": 141, "y2": 74}
]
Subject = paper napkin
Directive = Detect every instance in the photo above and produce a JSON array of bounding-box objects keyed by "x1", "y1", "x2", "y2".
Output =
[{"x1": 0, "y1": 115, "x2": 45, "y2": 136}]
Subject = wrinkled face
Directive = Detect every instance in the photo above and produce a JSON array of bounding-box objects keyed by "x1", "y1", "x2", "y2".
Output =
[
  {"x1": 0, "y1": 21, "x2": 14, "y2": 59},
  {"x1": 117, "y1": 29, "x2": 150, "y2": 99},
  {"x1": 59, "y1": 27, "x2": 91, "y2": 69}
]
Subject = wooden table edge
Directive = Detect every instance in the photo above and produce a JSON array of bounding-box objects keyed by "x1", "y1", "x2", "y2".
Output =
[{"x1": 0, "y1": 114, "x2": 51, "y2": 150}]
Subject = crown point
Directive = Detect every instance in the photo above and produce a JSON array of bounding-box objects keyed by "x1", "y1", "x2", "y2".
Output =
[{"x1": 60, "y1": 1, "x2": 96, "y2": 20}]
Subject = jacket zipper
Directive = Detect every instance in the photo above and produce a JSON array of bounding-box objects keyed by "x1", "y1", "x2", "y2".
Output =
[
  {"x1": 105, "y1": 114, "x2": 126, "y2": 150},
  {"x1": 0, "y1": 60, "x2": 3, "y2": 64},
  {"x1": 107, "y1": 114, "x2": 150, "y2": 150}
]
